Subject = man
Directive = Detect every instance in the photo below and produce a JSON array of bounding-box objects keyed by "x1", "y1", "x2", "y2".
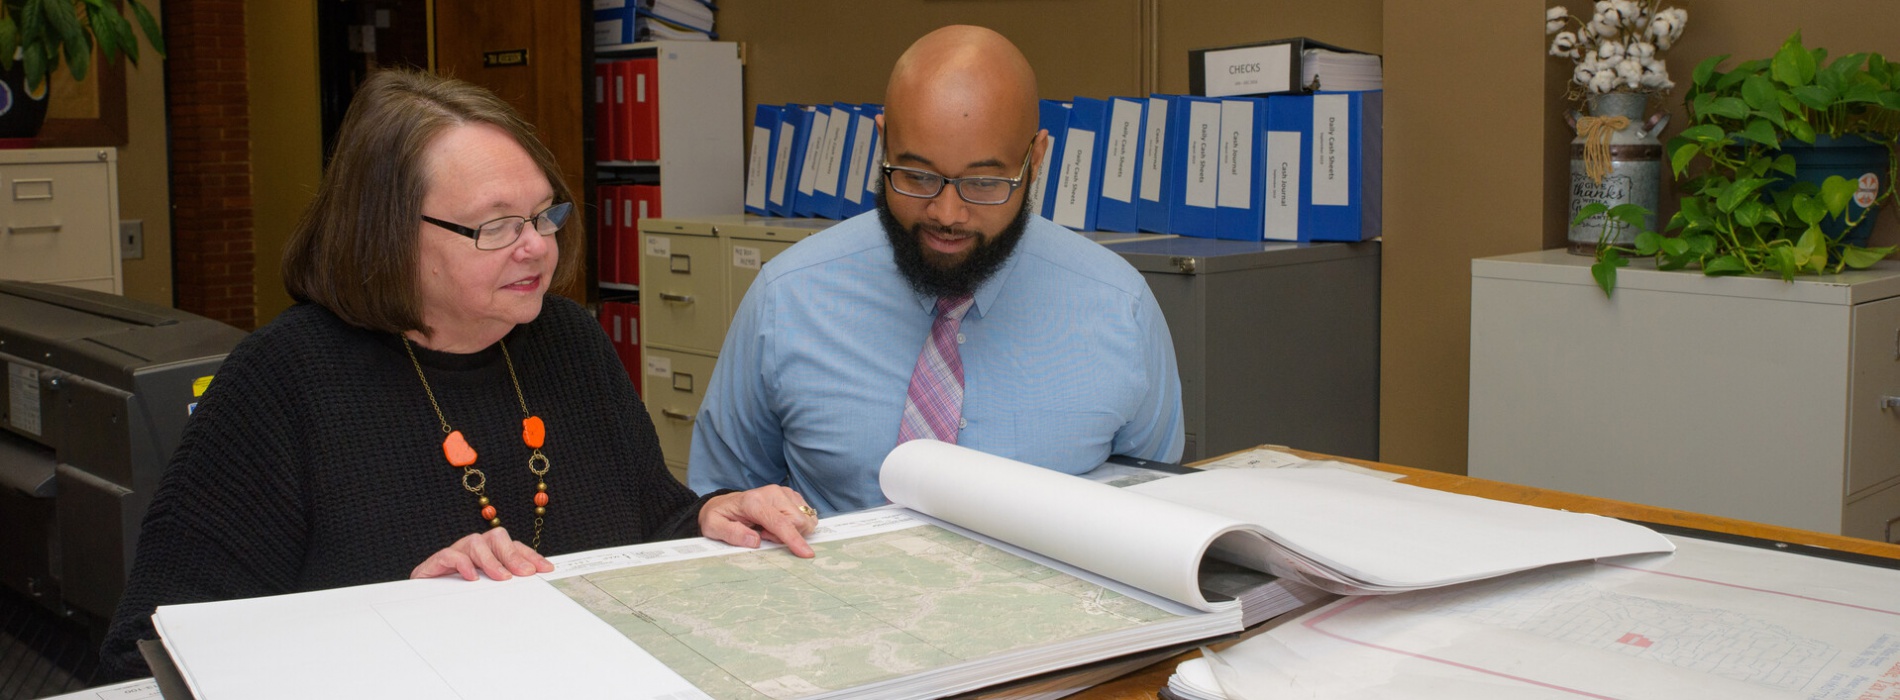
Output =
[{"x1": 689, "y1": 25, "x2": 1184, "y2": 514}]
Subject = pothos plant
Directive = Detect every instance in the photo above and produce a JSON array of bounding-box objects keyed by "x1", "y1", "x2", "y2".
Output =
[
  {"x1": 0, "y1": 0, "x2": 165, "y2": 92},
  {"x1": 1585, "y1": 31, "x2": 1900, "y2": 296}
]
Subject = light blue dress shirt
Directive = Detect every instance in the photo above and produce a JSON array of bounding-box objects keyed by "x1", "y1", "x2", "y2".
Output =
[{"x1": 688, "y1": 212, "x2": 1185, "y2": 515}]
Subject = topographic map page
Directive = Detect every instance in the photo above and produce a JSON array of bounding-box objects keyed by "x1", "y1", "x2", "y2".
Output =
[
  {"x1": 1200, "y1": 534, "x2": 1900, "y2": 699},
  {"x1": 545, "y1": 508, "x2": 1241, "y2": 700}
]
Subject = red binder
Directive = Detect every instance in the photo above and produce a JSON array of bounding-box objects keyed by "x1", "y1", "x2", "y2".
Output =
[
  {"x1": 631, "y1": 184, "x2": 662, "y2": 221},
  {"x1": 611, "y1": 60, "x2": 637, "y2": 162},
  {"x1": 596, "y1": 186, "x2": 620, "y2": 284},
  {"x1": 627, "y1": 57, "x2": 660, "y2": 162},
  {"x1": 616, "y1": 185, "x2": 642, "y2": 287},
  {"x1": 593, "y1": 62, "x2": 616, "y2": 161},
  {"x1": 624, "y1": 302, "x2": 642, "y2": 398}
]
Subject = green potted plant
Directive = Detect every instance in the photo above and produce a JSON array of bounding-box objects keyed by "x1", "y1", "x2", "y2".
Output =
[
  {"x1": 0, "y1": 0, "x2": 164, "y2": 140},
  {"x1": 1586, "y1": 31, "x2": 1900, "y2": 296}
]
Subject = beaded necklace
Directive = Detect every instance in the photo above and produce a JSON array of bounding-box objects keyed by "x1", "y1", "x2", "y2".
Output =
[{"x1": 402, "y1": 336, "x2": 551, "y2": 549}]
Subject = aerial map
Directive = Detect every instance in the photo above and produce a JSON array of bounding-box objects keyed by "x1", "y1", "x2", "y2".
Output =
[{"x1": 548, "y1": 522, "x2": 1178, "y2": 700}]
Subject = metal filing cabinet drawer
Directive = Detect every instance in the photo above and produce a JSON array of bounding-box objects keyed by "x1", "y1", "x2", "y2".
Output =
[
  {"x1": 642, "y1": 346, "x2": 716, "y2": 480},
  {"x1": 723, "y1": 219, "x2": 823, "y2": 321},
  {"x1": 0, "y1": 148, "x2": 120, "y2": 294},
  {"x1": 640, "y1": 219, "x2": 729, "y2": 354}
]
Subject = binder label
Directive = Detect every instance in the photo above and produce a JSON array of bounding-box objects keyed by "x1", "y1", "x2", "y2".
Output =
[
  {"x1": 1053, "y1": 129, "x2": 1095, "y2": 229},
  {"x1": 1205, "y1": 44, "x2": 1294, "y2": 97},
  {"x1": 732, "y1": 245, "x2": 762, "y2": 270},
  {"x1": 746, "y1": 125, "x2": 770, "y2": 211},
  {"x1": 1140, "y1": 97, "x2": 1168, "y2": 202},
  {"x1": 770, "y1": 123, "x2": 796, "y2": 205},
  {"x1": 799, "y1": 111, "x2": 830, "y2": 196},
  {"x1": 844, "y1": 115, "x2": 877, "y2": 205},
  {"x1": 646, "y1": 235, "x2": 671, "y2": 258},
  {"x1": 1102, "y1": 100, "x2": 1142, "y2": 204},
  {"x1": 1265, "y1": 130, "x2": 1302, "y2": 240},
  {"x1": 1184, "y1": 101, "x2": 1221, "y2": 209},
  {"x1": 1313, "y1": 94, "x2": 1350, "y2": 206},
  {"x1": 817, "y1": 109, "x2": 852, "y2": 195},
  {"x1": 1217, "y1": 100, "x2": 1254, "y2": 210}
]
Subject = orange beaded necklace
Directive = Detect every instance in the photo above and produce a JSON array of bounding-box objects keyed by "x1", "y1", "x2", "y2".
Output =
[{"x1": 402, "y1": 336, "x2": 551, "y2": 549}]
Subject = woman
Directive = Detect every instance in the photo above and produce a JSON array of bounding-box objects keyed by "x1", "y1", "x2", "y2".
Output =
[{"x1": 99, "y1": 69, "x2": 817, "y2": 680}]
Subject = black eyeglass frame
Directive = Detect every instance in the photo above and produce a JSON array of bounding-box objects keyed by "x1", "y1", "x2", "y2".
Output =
[
  {"x1": 421, "y1": 201, "x2": 574, "y2": 251},
  {"x1": 880, "y1": 139, "x2": 1038, "y2": 205}
]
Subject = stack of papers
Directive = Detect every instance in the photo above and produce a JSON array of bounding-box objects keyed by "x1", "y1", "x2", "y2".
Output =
[
  {"x1": 1302, "y1": 48, "x2": 1382, "y2": 91},
  {"x1": 643, "y1": 0, "x2": 715, "y2": 40}
]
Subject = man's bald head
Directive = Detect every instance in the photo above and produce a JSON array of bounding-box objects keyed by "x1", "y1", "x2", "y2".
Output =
[{"x1": 883, "y1": 25, "x2": 1040, "y2": 150}]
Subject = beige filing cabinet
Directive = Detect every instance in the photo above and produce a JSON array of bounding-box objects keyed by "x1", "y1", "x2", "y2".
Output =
[
  {"x1": 0, "y1": 148, "x2": 121, "y2": 294},
  {"x1": 722, "y1": 218, "x2": 826, "y2": 316},
  {"x1": 1469, "y1": 249, "x2": 1900, "y2": 541}
]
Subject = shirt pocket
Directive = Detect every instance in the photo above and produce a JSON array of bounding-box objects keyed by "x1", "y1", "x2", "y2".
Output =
[{"x1": 1002, "y1": 409, "x2": 1122, "y2": 473}]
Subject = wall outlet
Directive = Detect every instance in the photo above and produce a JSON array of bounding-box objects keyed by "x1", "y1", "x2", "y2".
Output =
[{"x1": 121, "y1": 220, "x2": 144, "y2": 260}]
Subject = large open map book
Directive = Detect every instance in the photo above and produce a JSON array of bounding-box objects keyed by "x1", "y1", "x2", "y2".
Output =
[{"x1": 148, "y1": 442, "x2": 1671, "y2": 700}]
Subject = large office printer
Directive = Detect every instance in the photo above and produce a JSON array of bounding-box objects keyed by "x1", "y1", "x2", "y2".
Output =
[{"x1": 0, "y1": 281, "x2": 247, "y2": 624}]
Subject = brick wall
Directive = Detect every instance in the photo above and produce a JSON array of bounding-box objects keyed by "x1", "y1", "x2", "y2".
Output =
[{"x1": 166, "y1": 0, "x2": 256, "y2": 329}]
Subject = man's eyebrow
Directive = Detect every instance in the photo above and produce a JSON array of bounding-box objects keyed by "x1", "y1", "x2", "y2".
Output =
[{"x1": 891, "y1": 151, "x2": 1008, "y2": 172}]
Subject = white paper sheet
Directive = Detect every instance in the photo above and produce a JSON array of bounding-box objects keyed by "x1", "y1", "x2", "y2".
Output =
[{"x1": 1206, "y1": 535, "x2": 1900, "y2": 700}]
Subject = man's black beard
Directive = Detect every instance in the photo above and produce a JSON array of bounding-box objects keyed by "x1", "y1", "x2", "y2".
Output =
[{"x1": 876, "y1": 188, "x2": 1030, "y2": 299}]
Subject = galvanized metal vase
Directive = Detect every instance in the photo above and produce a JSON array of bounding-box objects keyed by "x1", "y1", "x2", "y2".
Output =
[{"x1": 1567, "y1": 92, "x2": 1667, "y2": 254}]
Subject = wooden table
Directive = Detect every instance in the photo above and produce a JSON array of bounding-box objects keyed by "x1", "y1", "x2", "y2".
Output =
[{"x1": 1066, "y1": 448, "x2": 1900, "y2": 700}]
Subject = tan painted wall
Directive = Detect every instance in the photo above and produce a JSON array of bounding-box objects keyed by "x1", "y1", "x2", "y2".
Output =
[
  {"x1": 246, "y1": 0, "x2": 324, "y2": 326},
  {"x1": 119, "y1": 0, "x2": 173, "y2": 307}
]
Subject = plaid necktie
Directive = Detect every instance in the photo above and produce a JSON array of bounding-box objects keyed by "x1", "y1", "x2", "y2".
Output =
[{"x1": 898, "y1": 294, "x2": 976, "y2": 445}]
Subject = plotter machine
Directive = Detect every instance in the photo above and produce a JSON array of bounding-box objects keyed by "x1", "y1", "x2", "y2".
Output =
[{"x1": 0, "y1": 281, "x2": 247, "y2": 623}]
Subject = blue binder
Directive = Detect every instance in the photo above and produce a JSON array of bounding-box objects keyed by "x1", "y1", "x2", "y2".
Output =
[
  {"x1": 1214, "y1": 97, "x2": 1268, "y2": 241},
  {"x1": 745, "y1": 104, "x2": 783, "y2": 216},
  {"x1": 793, "y1": 104, "x2": 835, "y2": 218},
  {"x1": 1167, "y1": 95, "x2": 1224, "y2": 238},
  {"x1": 839, "y1": 104, "x2": 883, "y2": 218},
  {"x1": 1136, "y1": 94, "x2": 1178, "y2": 234},
  {"x1": 1299, "y1": 90, "x2": 1383, "y2": 241},
  {"x1": 1052, "y1": 97, "x2": 1109, "y2": 231},
  {"x1": 814, "y1": 102, "x2": 862, "y2": 220},
  {"x1": 1262, "y1": 94, "x2": 1310, "y2": 241},
  {"x1": 1095, "y1": 97, "x2": 1146, "y2": 232},
  {"x1": 771, "y1": 104, "x2": 813, "y2": 217},
  {"x1": 1033, "y1": 99, "x2": 1071, "y2": 221}
]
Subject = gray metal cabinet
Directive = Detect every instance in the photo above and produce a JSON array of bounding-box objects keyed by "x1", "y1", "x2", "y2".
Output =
[
  {"x1": 1105, "y1": 237, "x2": 1381, "y2": 462},
  {"x1": 1469, "y1": 249, "x2": 1900, "y2": 541}
]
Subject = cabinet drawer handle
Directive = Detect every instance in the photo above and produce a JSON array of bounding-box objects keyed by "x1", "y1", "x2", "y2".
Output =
[
  {"x1": 5, "y1": 224, "x2": 62, "y2": 234},
  {"x1": 660, "y1": 409, "x2": 694, "y2": 422},
  {"x1": 658, "y1": 293, "x2": 693, "y2": 304},
  {"x1": 1882, "y1": 396, "x2": 1900, "y2": 410}
]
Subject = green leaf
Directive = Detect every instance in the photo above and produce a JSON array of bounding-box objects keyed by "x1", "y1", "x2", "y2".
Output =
[
  {"x1": 1669, "y1": 141, "x2": 1701, "y2": 176},
  {"x1": 1821, "y1": 176, "x2": 1858, "y2": 217},
  {"x1": 1659, "y1": 236, "x2": 1689, "y2": 256},
  {"x1": 1704, "y1": 255, "x2": 1749, "y2": 275},
  {"x1": 1795, "y1": 227, "x2": 1824, "y2": 265},
  {"x1": 1734, "y1": 200, "x2": 1766, "y2": 228},
  {"x1": 1592, "y1": 250, "x2": 1628, "y2": 297},
  {"x1": 1677, "y1": 124, "x2": 1727, "y2": 145},
  {"x1": 1607, "y1": 203, "x2": 1651, "y2": 231},
  {"x1": 1773, "y1": 32, "x2": 1817, "y2": 87},
  {"x1": 1771, "y1": 154, "x2": 1798, "y2": 177},
  {"x1": 1693, "y1": 54, "x2": 1729, "y2": 88},
  {"x1": 1571, "y1": 202, "x2": 1609, "y2": 226},
  {"x1": 1707, "y1": 96, "x2": 1750, "y2": 120},
  {"x1": 1685, "y1": 233, "x2": 1718, "y2": 257},
  {"x1": 1741, "y1": 74, "x2": 1778, "y2": 111},
  {"x1": 0, "y1": 17, "x2": 17, "y2": 71},
  {"x1": 1716, "y1": 178, "x2": 1774, "y2": 213},
  {"x1": 1786, "y1": 119, "x2": 1817, "y2": 144},
  {"x1": 1635, "y1": 231, "x2": 1665, "y2": 256},
  {"x1": 1792, "y1": 193, "x2": 1825, "y2": 225},
  {"x1": 1842, "y1": 246, "x2": 1895, "y2": 268},
  {"x1": 1791, "y1": 84, "x2": 1839, "y2": 111},
  {"x1": 21, "y1": 32, "x2": 44, "y2": 91},
  {"x1": 1738, "y1": 119, "x2": 1779, "y2": 147},
  {"x1": 87, "y1": 4, "x2": 122, "y2": 64},
  {"x1": 128, "y1": 0, "x2": 164, "y2": 56},
  {"x1": 1765, "y1": 247, "x2": 1798, "y2": 279}
]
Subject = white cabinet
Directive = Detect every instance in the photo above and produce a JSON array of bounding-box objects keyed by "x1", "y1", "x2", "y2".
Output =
[
  {"x1": 0, "y1": 148, "x2": 120, "y2": 294},
  {"x1": 594, "y1": 41, "x2": 743, "y2": 219},
  {"x1": 1469, "y1": 249, "x2": 1900, "y2": 541}
]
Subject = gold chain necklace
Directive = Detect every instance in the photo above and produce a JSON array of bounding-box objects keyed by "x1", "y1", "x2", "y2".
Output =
[{"x1": 402, "y1": 336, "x2": 551, "y2": 549}]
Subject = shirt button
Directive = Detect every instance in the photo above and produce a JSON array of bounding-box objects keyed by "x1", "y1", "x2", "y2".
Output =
[
  {"x1": 957, "y1": 417, "x2": 968, "y2": 429},
  {"x1": 956, "y1": 333, "x2": 966, "y2": 344}
]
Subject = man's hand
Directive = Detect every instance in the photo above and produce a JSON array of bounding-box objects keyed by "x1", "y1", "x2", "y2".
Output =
[
  {"x1": 411, "y1": 527, "x2": 554, "y2": 581},
  {"x1": 699, "y1": 485, "x2": 819, "y2": 558}
]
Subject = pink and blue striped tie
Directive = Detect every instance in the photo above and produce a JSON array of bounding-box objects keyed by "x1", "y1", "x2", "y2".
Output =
[{"x1": 898, "y1": 295, "x2": 976, "y2": 444}]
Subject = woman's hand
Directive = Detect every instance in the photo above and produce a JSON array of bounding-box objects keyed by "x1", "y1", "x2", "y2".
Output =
[
  {"x1": 698, "y1": 485, "x2": 819, "y2": 558},
  {"x1": 411, "y1": 527, "x2": 554, "y2": 581}
]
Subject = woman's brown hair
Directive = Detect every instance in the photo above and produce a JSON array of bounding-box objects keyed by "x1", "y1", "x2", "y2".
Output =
[{"x1": 281, "y1": 69, "x2": 579, "y2": 335}]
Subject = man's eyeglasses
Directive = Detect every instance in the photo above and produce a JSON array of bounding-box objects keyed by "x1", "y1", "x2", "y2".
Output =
[
  {"x1": 421, "y1": 201, "x2": 573, "y2": 251},
  {"x1": 881, "y1": 141, "x2": 1036, "y2": 205}
]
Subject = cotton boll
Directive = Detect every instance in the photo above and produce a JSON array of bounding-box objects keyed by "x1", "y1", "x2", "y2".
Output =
[
  {"x1": 1628, "y1": 42, "x2": 1655, "y2": 61},
  {"x1": 1598, "y1": 40, "x2": 1625, "y2": 62},
  {"x1": 1590, "y1": 70, "x2": 1618, "y2": 94}
]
